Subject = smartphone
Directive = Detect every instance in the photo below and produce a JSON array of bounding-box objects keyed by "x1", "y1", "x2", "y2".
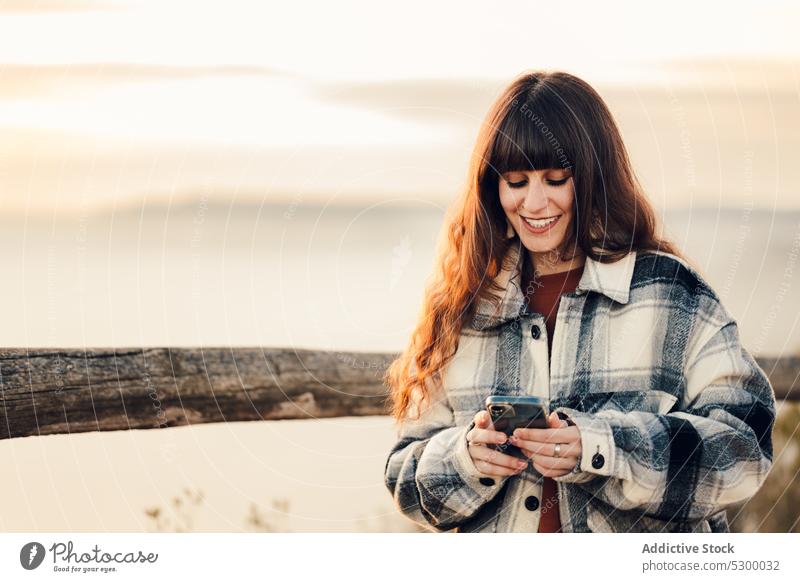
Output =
[{"x1": 484, "y1": 395, "x2": 550, "y2": 460}]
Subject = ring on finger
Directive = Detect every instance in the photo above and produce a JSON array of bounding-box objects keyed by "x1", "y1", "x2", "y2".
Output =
[{"x1": 553, "y1": 443, "x2": 563, "y2": 458}]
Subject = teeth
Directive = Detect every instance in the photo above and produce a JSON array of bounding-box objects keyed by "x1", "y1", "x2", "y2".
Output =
[{"x1": 524, "y1": 216, "x2": 560, "y2": 228}]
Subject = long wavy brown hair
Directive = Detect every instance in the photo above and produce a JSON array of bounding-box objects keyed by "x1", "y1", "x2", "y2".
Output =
[{"x1": 385, "y1": 70, "x2": 691, "y2": 423}]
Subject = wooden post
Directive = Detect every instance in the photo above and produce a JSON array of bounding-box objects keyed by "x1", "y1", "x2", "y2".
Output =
[
  {"x1": 0, "y1": 349, "x2": 796, "y2": 440},
  {"x1": 0, "y1": 348, "x2": 396, "y2": 440}
]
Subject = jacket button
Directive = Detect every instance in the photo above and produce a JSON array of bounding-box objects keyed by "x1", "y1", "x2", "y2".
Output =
[
  {"x1": 524, "y1": 495, "x2": 540, "y2": 511},
  {"x1": 591, "y1": 452, "x2": 605, "y2": 469},
  {"x1": 479, "y1": 477, "x2": 496, "y2": 486},
  {"x1": 531, "y1": 325, "x2": 541, "y2": 340}
]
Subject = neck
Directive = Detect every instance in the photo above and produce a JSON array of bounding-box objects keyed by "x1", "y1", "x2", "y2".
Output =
[{"x1": 528, "y1": 244, "x2": 585, "y2": 277}]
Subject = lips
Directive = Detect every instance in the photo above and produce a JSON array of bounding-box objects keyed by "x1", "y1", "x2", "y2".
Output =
[{"x1": 521, "y1": 214, "x2": 562, "y2": 234}]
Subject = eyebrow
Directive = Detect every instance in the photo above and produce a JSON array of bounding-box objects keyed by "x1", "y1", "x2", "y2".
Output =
[{"x1": 503, "y1": 168, "x2": 572, "y2": 177}]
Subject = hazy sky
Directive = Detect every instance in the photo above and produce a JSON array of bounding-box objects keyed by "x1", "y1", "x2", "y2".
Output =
[{"x1": 0, "y1": 0, "x2": 798, "y2": 213}]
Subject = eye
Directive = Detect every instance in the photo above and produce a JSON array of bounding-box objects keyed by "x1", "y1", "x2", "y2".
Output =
[{"x1": 504, "y1": 175, "x2": 570, "y2": 188}]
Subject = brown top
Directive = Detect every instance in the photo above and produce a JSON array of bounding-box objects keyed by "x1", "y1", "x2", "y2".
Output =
[{"x1": 521, "y1": 260, "x2": 584, "y2": 533}]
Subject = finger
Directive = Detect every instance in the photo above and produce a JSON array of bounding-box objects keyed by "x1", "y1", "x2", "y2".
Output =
[
  {"x1": 470, "y1": 444, "x2": 529, "y2": 471},
  {"x1": 547, "y1": 411, "x2": 568, "y2": 429},
  {"x1": 513, "y1": 426, "x2": 578, "y2": 441},
  {"x1": 473, "y1": 458, "x2": 526, "y2": 477},
  {"x1": 473, "y1": 410, "x2": 498, "y2": 432},
  {"x1": 532, "y1": 461, "x2": 573, "y2": 478},
  {"x1": 529, "y1": 453, "x2": 578, "y2": 470},
  {"x1": 512, "y1": 426, "x2": 579, "y2": 442},
  {"x1": 509, "y1": 438, "x2": 581, "y2": 458},
  {"x1": 467, "y1": 426, "x2": 508, "y2": 446}
]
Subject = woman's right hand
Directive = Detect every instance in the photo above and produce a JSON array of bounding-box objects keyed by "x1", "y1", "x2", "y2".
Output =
[{"x1": 466, "y1": 410, "x2": 529, "y2": 477}]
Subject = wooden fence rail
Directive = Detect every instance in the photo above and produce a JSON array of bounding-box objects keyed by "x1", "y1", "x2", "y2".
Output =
[{"x1": 0, "y1": 348, "x2": 797, "y2": 440}]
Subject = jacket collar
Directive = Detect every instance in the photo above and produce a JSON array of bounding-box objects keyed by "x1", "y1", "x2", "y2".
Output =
[{"x1": 468, "y1": 243, "x2": 638, "y2": 330}]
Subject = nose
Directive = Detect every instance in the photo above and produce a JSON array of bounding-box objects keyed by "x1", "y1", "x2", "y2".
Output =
[{"x1": 519, "y1": 181, "x2": 551, "y2": 215}]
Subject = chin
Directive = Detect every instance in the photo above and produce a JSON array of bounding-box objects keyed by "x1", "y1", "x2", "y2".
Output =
[{"x1": 520, "y1": 236, "x2": 567, "y2": 254}]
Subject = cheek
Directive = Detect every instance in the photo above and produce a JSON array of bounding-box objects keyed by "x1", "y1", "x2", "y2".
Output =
[
  {"x1": 550, "y1": 190, "x2": 574, "y2": 217},
  {"x1": 498, "y1": 186, "x2": 519, "y2": 213},
  {"x1": 559, "y1": 185, "x2": 576, "y2": 213}
]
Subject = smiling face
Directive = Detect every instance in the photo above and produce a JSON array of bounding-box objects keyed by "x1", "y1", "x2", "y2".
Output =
[{"x1": 498, "y1": 167, "x2": 582, "y2": 274}]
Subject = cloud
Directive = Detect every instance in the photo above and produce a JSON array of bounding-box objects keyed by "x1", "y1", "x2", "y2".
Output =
[
  {"x1": 0, "y1": 63, "x2": 291, "y2": 99},
  {"x1": 312, "y1": 77, "x2": 501, "y2": 126},
  {"x1": 0, "y1": 0, "x2": 119, "y2": 12}
]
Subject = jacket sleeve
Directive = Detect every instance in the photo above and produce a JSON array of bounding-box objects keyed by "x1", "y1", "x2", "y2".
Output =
[
  {"x1": 552, "y1": 306, "x2": 776, "y2": 523},
  {"x1": 384, "y1": 384, "x2": 510, "y2": 531}
]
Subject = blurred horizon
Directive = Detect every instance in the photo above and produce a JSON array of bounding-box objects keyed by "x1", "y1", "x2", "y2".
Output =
[{"x1": 3, "y1": 194, "x2": 797, "y2": 218}]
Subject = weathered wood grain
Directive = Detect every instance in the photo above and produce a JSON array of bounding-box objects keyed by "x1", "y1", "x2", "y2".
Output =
[
  {"x1": 0, "y1": 349, "x2": 796, "y2": 440},
  {"x1": 0, "y1": 348, "x2": 396, "y2": 439}
]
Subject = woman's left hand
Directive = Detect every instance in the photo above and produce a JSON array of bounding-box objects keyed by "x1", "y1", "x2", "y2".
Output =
[{"x1": 510, "y1": 411, "x2": 582, "y2": 477}]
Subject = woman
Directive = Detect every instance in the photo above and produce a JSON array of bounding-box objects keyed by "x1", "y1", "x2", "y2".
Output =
[{"x1": 383, "y1": 71, "x2": 776, "y2": 533}]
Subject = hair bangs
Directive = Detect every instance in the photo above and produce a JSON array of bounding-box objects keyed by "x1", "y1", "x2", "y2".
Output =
[{"x1": 487, "y1": 100, "x2": 576, "y2": 178}]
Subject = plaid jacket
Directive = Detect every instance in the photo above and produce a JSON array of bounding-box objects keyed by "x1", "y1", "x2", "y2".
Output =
[{"x1": 384, "y1": 244, "x2": 776, "y2": 533}]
